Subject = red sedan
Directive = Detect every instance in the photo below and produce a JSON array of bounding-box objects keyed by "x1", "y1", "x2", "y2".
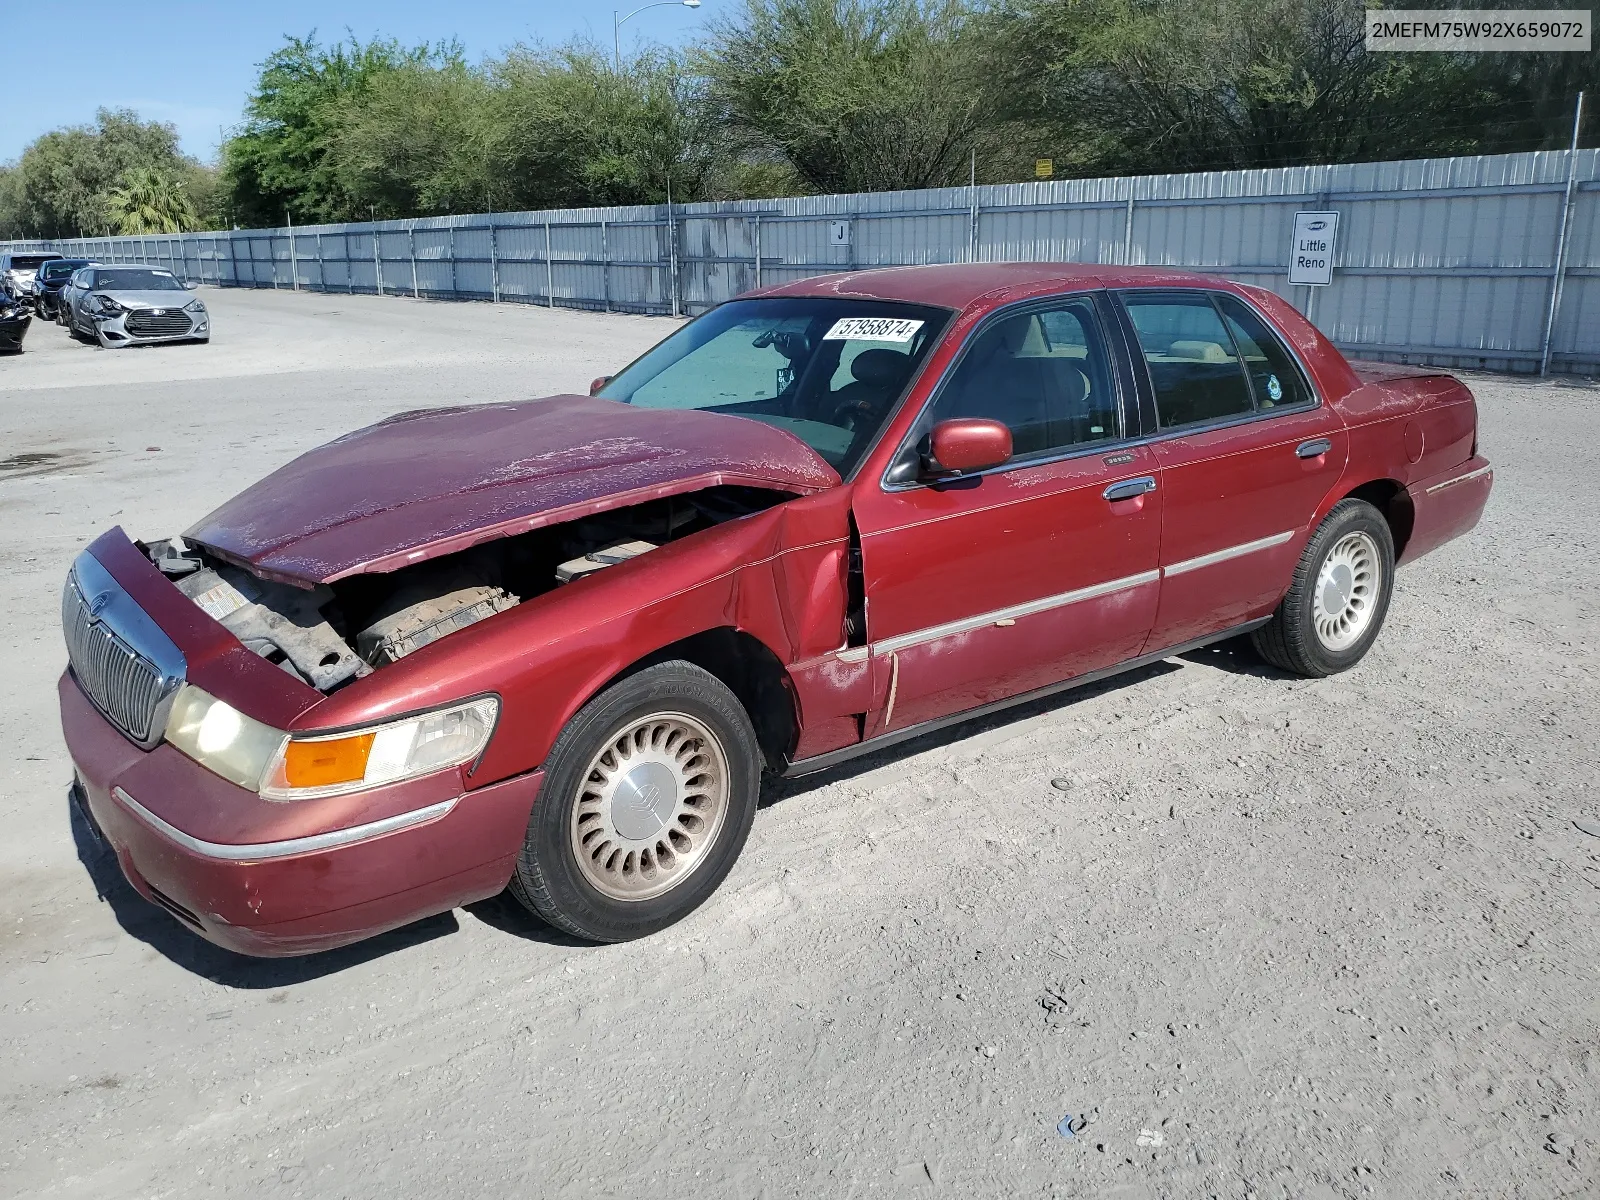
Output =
[{"x1": 60, "y1": 264, "x2": 1493, "y2": 955}]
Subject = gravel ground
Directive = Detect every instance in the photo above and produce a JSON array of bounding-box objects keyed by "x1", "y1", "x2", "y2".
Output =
[{"x1": 1, "y1": 288, "x2": 1596, "y2": 1200}]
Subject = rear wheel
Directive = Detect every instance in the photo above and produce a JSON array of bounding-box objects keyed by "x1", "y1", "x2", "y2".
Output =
[
  {"x1": 1251, "y1": 498, "x2": 1395, "y2": 677},
  {"x1": 508, "y1": 661, "x2": 761, "y2": 942}
]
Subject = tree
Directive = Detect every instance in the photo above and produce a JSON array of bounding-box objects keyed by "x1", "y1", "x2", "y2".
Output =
[
  {"x1": 700, "y1": 0, "x2": 1009, "y2": 193},
  {"x1": 979, "y1": 0, "x2": 1592, "y2": 175},
  {"x1": 0, "y1": 109, "x2": 208, "y2": 237},
  {"x1": 328, "y1": 50, "x2": 494, "y2": 217},
  {"x1": 487, "y1": 43, "x2": 731, "y2": 208},
  {"x1": 223, "y1": 34, "x2": 443, "y2": 226},
  {"x1": 101, "y1": 166, "x2": 200, "y2": 234}
]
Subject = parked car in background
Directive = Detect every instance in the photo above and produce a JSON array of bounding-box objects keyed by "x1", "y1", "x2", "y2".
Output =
[
  {"x1": 59, "y1": 263, "x2": 1492, "y2": 957},
  {"x1": 62, "y1": 265, "x2": 209, "y2": 347},
  {"x1": 0, "y1": 293, "x2": 30, "y2": 352},
  {"x1": 32, "y1": 258, "x2": 96, "y2": 320},
  {"x1": 1, "y1": 251, "x2": 64, "y2": 305}
]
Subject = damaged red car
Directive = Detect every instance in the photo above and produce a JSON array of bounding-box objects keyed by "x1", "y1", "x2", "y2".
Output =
[{"x1": 60, "y1": 264, "x2": 1494, "y2": 955}]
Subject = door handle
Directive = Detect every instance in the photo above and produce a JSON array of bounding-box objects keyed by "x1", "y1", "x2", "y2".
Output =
[
  {"x1": 1103, "y1": 476, "x2": 1158, "y2": 502},
  {"x1": 1296, "y1": 438, "x2": 1333, "y2": 459}
]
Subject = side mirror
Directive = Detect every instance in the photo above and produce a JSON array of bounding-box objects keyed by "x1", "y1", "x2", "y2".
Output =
[
  {"x1": 184, "y1": 280, "x2": 199, "y2": 290},
  {"x1": 589, "y1": 375, "x2": 613, "y2": 396},
  {"x1": 925, "y1": 418, "x2": 1012, "y2": 478}
]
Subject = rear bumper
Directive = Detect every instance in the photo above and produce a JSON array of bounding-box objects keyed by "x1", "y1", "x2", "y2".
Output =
[
  {"x1": 1398, "y1": 455, "x2": 1493, "y2": 565},
  {"x1": 62, "y1": 671, "x2": 541, "y2": 957}
]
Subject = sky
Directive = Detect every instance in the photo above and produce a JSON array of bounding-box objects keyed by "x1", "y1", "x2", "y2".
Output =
[{"x1": 2, "y1": 1, "x2": 714, "y2": 164}]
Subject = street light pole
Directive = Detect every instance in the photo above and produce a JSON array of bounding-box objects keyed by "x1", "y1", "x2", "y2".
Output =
[{"x1": 614, "y1": 0, "x2": 701, "y2": 70}]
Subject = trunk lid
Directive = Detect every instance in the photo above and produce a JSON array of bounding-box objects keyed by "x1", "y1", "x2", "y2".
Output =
[{"x1": 187, "y1": 395, "x2": 840, "y2": 585}]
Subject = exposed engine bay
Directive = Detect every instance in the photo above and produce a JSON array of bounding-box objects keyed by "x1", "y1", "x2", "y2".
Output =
[{"x1": 145, "y1": 486, "x2": 787, "y2": 691}]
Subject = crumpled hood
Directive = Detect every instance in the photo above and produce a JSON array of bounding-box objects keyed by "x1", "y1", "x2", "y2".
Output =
[{"x1": 186, "y1": 394, "x2": 840, "y2": 585}]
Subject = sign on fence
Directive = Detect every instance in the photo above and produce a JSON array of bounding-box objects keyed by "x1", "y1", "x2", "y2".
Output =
[
  {"x1": 1288, "y1": 211, "x2": 1340, "y2": 286},
  {"x1": 827, "y1": 220, "x2": 852, "y2": 247}
]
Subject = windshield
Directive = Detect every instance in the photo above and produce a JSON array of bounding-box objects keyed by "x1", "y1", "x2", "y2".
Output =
[
  {"x1": 40, "y1": 260, "x2": 86, "y2": 281},
  {"x1": 93, "y1": 268, "x2": 186, "y2": 292},
  {"x1": 598, "y1": 297, "x2": 953, "y2": 476}
]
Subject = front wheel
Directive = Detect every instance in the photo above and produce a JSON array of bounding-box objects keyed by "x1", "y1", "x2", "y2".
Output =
[
  {"x1": 1251, "y1": 498, "x2": 1395, "y2": 677},
  {"x1": 509, "y1": 661, "x2": 761, "y2": 942}
]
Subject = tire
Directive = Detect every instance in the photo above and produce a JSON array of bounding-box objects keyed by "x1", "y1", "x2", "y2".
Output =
[
  {"x1": 509, "y1": 660, "x2": 762, "y2": 942},
  {"x1": 1250, "y1": 498, "x2": 1395, "y2": 678}
]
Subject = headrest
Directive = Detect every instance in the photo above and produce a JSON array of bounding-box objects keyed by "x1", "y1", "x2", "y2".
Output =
[
  {"x1": 1169, "y1": 340, "x2": 1232, "y2": 363},
  {"x1": 850, "y1": 348, "x2": 912, "y2": 387}
]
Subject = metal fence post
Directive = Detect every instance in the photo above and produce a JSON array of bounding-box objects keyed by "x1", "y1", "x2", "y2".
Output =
[
  {"x1": 1541, "y1": 90, "x2": 1586, "y2": 376},
  {"x1": 667, "y1": 205, "x2": 679, "y2": 318},
  {"x1": 315, "y1": 232, "x2": 325, "y2": 291},
  {"x1": 448, "y1": 225, "x2": 457, "y2": 298},
  {"x1": 374, "y1": 229, "x2": 384, "y2": 296},
  {"x1": 489, "y1": 224, "x2": 500, "y2": 303},
  {"x1": 1123, "y1": 189, "x2": 1136, "y2": 265},
  {"x1": 409, "y1": 223, "x2": 420, "y2": 299},
  {"x1": 287, "y1": 215, "x2": 299, "y2": 291},
  {"x1": 227, "y1": 234, "x2": 239, "y2": 287},
  {"x1": 546, "y1": 220, "x2": 555, "y2": 308},
  {"x1": 754, "y1": 214, "x2": 762, "y2": 289},
  {"x1": 601, "y1": 219, "x2": 611, "y2": 312}
]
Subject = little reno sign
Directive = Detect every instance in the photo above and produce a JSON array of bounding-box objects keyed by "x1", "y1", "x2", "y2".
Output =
[{"x1": 1288, "y1": 211, "x2": 1339, "y2": 286}]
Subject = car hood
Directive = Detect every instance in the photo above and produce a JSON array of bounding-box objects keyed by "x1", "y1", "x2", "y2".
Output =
[
  {"x1": 186, "y1": 394, "x2": 842, "y2": 586},
  {"x1": 97, "y1": 289, "x2": 196, "y2": 308}
]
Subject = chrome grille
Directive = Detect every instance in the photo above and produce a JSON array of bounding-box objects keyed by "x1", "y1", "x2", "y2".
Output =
[
  {"x1": 63, "y1": 573, "x2": 168, "y2": 744},
  {"x1": 125, "y1": 309, "x2": 192, "y2": 337}
]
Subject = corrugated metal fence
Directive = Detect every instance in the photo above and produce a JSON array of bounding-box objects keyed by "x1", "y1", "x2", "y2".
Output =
[{"x1": 12, "y1": 148, "x2": 1598, "y2": 373}]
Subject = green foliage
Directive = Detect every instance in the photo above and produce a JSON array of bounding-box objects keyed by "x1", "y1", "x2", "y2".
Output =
[
  {"x1": 102, "y1": 166, "x2": 201, "y2": 235},
  {"x1": 222, "y1": 34, "x2": 446, "y2": 226},
  {"x1": 4, "y1": 4, "x2": 1592, "y2": 238},
  {"x1": 487, "y1": 44, "x2": 728, "y2": 208},
  {"x1": 982, "y1": 0, "x2": 1597, "y2": 172},
  {"x1": 0, "y1": 109, "x2": 215, "y2": 238},
  {"x1": 699, "y1": 0, "x2": 1010, "y2": 193}
]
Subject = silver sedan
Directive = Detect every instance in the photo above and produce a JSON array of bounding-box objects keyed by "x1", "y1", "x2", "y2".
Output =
[{"x1": 62, "y1": 265, "x2": 210, "y2": 348}]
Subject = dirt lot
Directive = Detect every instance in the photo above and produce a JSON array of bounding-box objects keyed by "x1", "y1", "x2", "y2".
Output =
[{"x1": 1, "y1": 287, "x2": 1596, "y2": 1200}]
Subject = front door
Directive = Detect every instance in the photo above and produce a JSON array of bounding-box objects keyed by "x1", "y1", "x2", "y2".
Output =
[
  {"x1": 852, "y1": 293, "x2": 1164, "y2": 733},
  {"x1": 1115, "y1": 290, "x2": 1347, "y2": 649}
]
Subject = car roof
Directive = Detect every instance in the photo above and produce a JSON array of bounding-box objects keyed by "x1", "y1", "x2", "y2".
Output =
[{"x1": 753, "y1": 262, "x2": 1243, "y2": 312}]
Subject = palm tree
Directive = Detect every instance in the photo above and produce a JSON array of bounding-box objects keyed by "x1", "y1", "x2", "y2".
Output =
[{"x1": 102, "y1": 166, "x2": 198, "y2": 235}]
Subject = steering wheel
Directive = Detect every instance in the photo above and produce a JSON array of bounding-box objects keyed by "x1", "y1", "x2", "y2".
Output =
[
  {"x1": 752, "y1": 328, "x2": 810, "y2": 362},
  {"x1": 830, "y1": 394, "x2": 885, "y2": 431}
]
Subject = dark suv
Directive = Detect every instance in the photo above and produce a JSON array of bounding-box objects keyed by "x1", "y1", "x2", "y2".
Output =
[{"x1": 33, "y1": 258, "x2": 95, "y2": 320}]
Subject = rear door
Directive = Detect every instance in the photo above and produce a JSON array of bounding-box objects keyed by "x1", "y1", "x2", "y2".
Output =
[
  {"x1": 1115, "y1": 290, "x2": 1346, "y2": 649},
  {"x1": 852, "y1": 293, "x2": 1163, "y2": 733}
]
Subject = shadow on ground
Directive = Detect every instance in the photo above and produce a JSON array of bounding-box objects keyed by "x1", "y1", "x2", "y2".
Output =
[{"x1": 66, "y1": 789, "x2": 575, "y2": 987}]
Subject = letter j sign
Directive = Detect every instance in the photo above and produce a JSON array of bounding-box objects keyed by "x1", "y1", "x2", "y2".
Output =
[{"x1": 1288, "y1": 211, "x2": 1339, "y2": 286}]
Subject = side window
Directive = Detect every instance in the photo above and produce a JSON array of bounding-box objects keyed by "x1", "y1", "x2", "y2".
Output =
[
  {"x1": 1214, "y1": 294, "x2": 1312, "y2": 409},
  {"x1": 925, "y1": 300, "x2": 1119, "y2": 458},
  {"x1": 1122, "y1": 294, "x2": 1254, "y2": 430}
]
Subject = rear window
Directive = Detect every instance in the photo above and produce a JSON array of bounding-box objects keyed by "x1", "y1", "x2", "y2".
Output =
[
  {"x1": 9, "y1": 255, "x2": 61, "y2": 270},
  {"x1": 40, "y1": 261, "x2": 83, "y2": 281}
]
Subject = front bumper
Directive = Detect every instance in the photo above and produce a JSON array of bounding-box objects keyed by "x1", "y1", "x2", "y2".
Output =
[
  {"x1": 0, "y1": 314, "x2": 30, "y2": 351},
  {"x1": 93, "y1": 306, "x2": 208, "y2": 346},
  {"x1": 62, "y1": 671, "x2": 541, "y2": 957}
]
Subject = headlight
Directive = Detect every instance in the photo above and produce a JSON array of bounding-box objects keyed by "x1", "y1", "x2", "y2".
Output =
[
  {"x1": 164, "y1": 686, "x2": 287, "y2": 791},
  {"x1": 184, "y1": 298, "x2": 205, "y2": 313},
  {"x1": 165, "y1": 687, "x2": 498, "y2": 799},
  {"x1": 259, "y1": 697, "x2": 499, "y2": 801},
  {"x1": 94, "y1": 295, "x2": 126, "y2": 315}
]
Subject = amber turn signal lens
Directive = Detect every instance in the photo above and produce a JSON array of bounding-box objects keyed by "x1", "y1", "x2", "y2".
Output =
[{"x1": 282, "y1": 734, "x2": 375, "y2": 788}]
